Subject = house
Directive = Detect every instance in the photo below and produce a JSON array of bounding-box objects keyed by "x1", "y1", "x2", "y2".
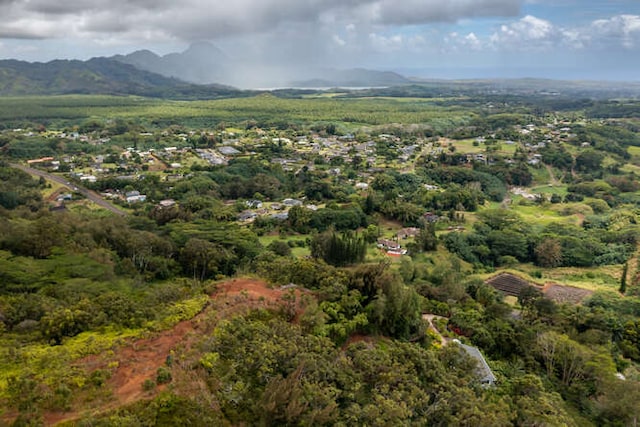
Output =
[
  {"x1": 238, "y1": 211, "x2": 258, "y2": 222},
  {"x1": 397, "y1": 227, "x2": 420, "y2": 240},
  {"x1": 282, "y1": 198, "x2": 303, "y2": 207},
  {"x1": 125, "y1": 190, "x2": 147, "y2": 203},
  {"x1": 245, "y1": 200, "x2": 263, "y2": 209},
  {"x1": 355, "y1": 182, "x2": 369, "y2": 190},
  {"x1": 377, "y1": 239, "x2": 401, "y2": 251},
  {"x1": 423, "y1": 212, "x2": 439, "y2": 223},
  {"x1": 27, "y1": 157, "x2": 55, "y2": 165},
  {"x1": 454, "y1": 340, "x2": 497, "y2": 387},
  {"x1": 218, "y1": 146, "x2": 241, "y2": 156},
  {"x1": 271, "y1": 212, "x2": 289, "y2": 221},
  {"x1": 126, "y1": 194, "x2": 147, "y2": 203},
  {"x1": 158, "y1": 199, "x2": 176, "y2": 208}
]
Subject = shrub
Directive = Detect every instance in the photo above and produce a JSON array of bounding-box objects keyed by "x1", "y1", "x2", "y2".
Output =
[
  {"x1": 142, "y1": 379, "x2": 156, "y2": 391},
  {"x1": 156, "y1": 367, "x2": 172, "y2": 385}
]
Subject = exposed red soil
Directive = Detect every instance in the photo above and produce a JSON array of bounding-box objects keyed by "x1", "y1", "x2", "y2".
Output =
[{"x1": 38, "y1": 278, "x2": 305, "y2": 426}]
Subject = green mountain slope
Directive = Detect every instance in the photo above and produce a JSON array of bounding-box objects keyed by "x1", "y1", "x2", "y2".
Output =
[{"x1": 0, "y1": 58, "x2": 240, "y2": 98}]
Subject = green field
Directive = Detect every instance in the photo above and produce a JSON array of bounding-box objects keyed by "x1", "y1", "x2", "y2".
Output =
[{"x1": 0, "y1": 94, "x2": 476, "y2": 131}]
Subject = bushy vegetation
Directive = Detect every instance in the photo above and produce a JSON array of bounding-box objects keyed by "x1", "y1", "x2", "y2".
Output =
[{"x1": 1, "y1": 91, "x2": 640, "y2": 426}]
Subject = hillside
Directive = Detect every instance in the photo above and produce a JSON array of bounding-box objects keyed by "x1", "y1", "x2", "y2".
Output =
[
  {"x1": 0, "y1": 58, "x2": 240, "y2": 98},
  {"x1": 1, "y1": 93, "x2": 640, "y2": 426}
]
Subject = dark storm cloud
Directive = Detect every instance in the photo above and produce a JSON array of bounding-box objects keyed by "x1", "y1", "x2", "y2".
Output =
[
  {"x1": 0, "y1": 0, "x2": 523, "y2": 40},
  {"x1": 372, "y1": 0, "x2": 521, "y2": 25}
]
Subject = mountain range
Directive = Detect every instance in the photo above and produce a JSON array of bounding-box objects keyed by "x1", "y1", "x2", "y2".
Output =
[
  {"x1": 1, "y1": 42, "x2": 639, "y2": 98},
  {"x1": 0, "y1": 56, "x2": 240, "y2": 98}
]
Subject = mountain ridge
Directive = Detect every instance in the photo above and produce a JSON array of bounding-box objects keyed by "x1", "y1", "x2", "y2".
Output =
[{"x1": 0, "y1": 57, "x2": 240, "y2": 98}]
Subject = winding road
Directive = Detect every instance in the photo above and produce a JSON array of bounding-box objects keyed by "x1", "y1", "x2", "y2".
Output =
[{"x1": 10, "y1": 163, "x2": 128, "y2": 216}]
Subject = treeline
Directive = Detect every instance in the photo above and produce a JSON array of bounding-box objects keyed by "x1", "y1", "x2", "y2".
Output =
[{"x1": 444, "y1": 209, "x2": 638, "y2": 268}]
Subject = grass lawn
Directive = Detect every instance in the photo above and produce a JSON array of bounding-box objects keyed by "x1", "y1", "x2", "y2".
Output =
[
  {"x1": 41, "y1": 180, "x2": 68, "y2": 199},
  {"x1": 258, "y1": 234, "x2": 310, "y2": 258}
]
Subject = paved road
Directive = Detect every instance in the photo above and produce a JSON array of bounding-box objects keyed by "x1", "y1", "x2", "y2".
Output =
[{"x1": 11, "y1": 163, "x2": 128, "y2": 216}]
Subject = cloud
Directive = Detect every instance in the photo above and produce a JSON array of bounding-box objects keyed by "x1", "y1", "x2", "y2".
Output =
[
  {"x1": 333, "y1": 34, "x2": 347, "y2": 46},
  {"x1": 0, "y1": 0, "x2": 522, "y2": 41},
  {"x1": 489, "y1": 15, "x2": 558, "y2": 49},
  {"x1": 487, "y1": 14, "x2": 640, "y2": 52},
  {"x1": 590, "y1": 14, "x2": 640, "y2": 48},
  {"x1": 367, "y1": 0, "x2": 520, "y2": 26}
]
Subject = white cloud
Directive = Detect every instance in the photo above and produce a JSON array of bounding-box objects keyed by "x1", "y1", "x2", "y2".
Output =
[
  {"x1": 333, "y1": 34, "x2": 346, "y2": 46},
  {"x1": 591, "y1": 14, "x2": 640, "y2": 48},
  {"x1": 490, "y1": 15, "x2": 558, "y2": 50},
  {"x1": 487, "y1": 14, "x2": 640, "y2": 52}
]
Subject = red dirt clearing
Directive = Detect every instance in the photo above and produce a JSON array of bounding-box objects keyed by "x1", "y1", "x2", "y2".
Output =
[{"x1": 42, "y1": 278, "x2": 301, "y2": 426}]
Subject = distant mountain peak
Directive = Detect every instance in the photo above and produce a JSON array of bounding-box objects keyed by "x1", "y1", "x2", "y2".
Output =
[{"x1": 183, "y1": 41, "x2": 226, "y2": 56}]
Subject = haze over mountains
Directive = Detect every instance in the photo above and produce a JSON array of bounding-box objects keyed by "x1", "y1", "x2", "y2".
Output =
[
  {"x1": 1, "y1": 41, "x2": 640, "y2": 98},
  {"x1": 111, "y1": 42, "x2": 411, "y2": 89}
]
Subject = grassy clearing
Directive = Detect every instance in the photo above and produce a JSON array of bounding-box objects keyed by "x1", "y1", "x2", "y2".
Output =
[
  {"x1": 517, "y1": 264, "x2": 621, "y2": 291},
  {"x1": 510, "y1": 203, "x2": 582, "y2": 228},
  {"x1": 529, "y1": 184, "x2": 568, "y2": 196},
  {"x1": 258, "y1": 234, "x2": 310, "y2": 258},
  {"x1": 445, "y1": 139, "x2": 518, "y2": 156}
]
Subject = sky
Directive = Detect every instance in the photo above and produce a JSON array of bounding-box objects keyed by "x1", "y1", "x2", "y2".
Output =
[{"x1": 0, "y1": 0, "x2": 639, "y2": 81}]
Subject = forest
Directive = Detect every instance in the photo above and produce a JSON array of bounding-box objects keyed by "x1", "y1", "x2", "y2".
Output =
[{"x1": 0, "y1": 91, "x2": 640, "y2": 426}]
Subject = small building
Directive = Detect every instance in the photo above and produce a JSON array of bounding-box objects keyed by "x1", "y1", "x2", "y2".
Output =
[
  {"x1": 397, "y1": 227, "x2": 420, "y2": 240},
  {"x1": 271, "y1": 212, "x2": 289, "y2": 221},
  {"x1": 158, "y1": 199, "x2": 177, "y2": 208},
  {"x1": 423, "y1": 212, "x2": 439, "y2": 223},
  {"x1": 377, "y1": 239, "x2": 401, "y2": 251},
  {"x1": 245, "y1": 200, "x2": 263, "y2": 209},
  {"x1": 238, "y1": 211, "x2": 257, "y2": 222},
  {"x1": 219, "y1": 146, "x2": 241, "y2": 156},
  {"x1": 454, "y1": 340, "x2": 497, "y2": 387},
  {"x1": 80, "y1": 175, "x2": 97, "y2": 183},
  {"x1": 126, "y1": 194, "x2": 147, "y2": 203},
  {"x1": 125, "y1": 190, "x2": 146, "y2": 203},
  {"x1": 282, "y1": 198, "x2": 303, "y2": 207}
]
